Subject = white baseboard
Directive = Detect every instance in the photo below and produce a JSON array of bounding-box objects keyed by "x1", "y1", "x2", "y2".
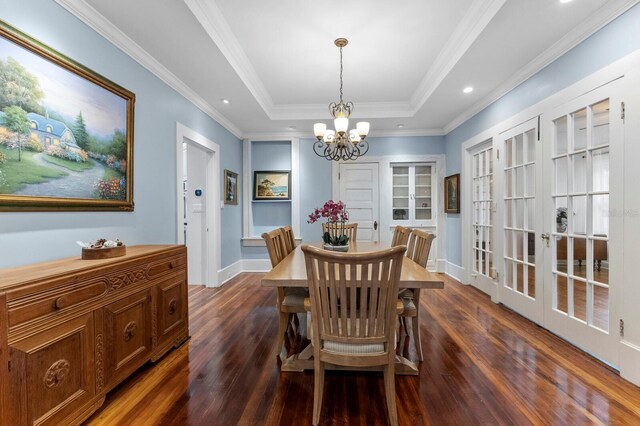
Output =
[
  {"x1": 620, "y1": 340, "x2": 640, "y2": 386},
  {"x1": 435, "y1": 259, "x2": 446, "y2": 273},
  {"x1": 241, "y1": 258, "x2": 271, "y2": 272},
  {"x1": 445, "y1": 261, "x2": 465, "y2": 283},
  {"x1": 217, "y1": 260, "x2": 243, "y2": 286}
]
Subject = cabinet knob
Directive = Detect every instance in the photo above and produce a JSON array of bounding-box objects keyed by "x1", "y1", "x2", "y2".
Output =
[
  {"x1": 54, "y1": 297, "x2": 67, "y2": 309},
  {"x1": 169, "y1": 261, "x2": 176, "y2": 269}
]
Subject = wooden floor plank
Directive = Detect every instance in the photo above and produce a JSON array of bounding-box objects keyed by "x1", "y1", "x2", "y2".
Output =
[{"x1": 84, "y1": 273, "x2": 640, "y2": 425}]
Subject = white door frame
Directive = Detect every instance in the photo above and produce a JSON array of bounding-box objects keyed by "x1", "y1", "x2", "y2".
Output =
[
  {"x1": 332, "y1": 155, "x2": 446, "y2": 272},
  {"x1": 176, "y1": 122, "x2": 221, "y2": 288}
]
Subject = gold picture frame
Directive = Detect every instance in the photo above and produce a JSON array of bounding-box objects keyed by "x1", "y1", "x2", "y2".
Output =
[
  {"x1": 224, "y1": 169, "x2": 238, "y2": 205},
  {"x1": 253, "y1": 170, "x2": 290, "y2": 201},
  {"x1": 0, "y1": 19, "x2": 135, "y2": 211},
  {"x1": 444, "y1": 173, "x2": 460, "y2": 214}
]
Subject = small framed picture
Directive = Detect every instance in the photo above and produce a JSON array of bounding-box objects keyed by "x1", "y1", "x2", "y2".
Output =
[
  {"x1": 224, "y1": 169, "x2": 238, "y2": 205},
  {"x1": 253, "y1": 170, "x2": 290, "y2": 200},
  {"x1": 444, "y1": 173, "x2": 460, "y2": 214}
]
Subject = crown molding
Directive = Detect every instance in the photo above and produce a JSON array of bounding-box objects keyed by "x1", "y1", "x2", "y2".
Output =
[
  {"x1": 184, "y1": 0, "x2": 505, "y2": 121},
  {"x1": 409, "y1": 0, "x2": 506, "y2": 112},
  {"x1": 243, "y1": 127, "x2": 445, "y2": 141},
  {"x1": 442, "y1": 0, "x2": 640, "y2": 134},
  {"x1": 183, "y1": 0, "x2": 275, "y2": 116},
  {"x1": 55, "y1": 0, "x2": 244, "y2": 139},
  {"x1": 268, "y1": 101, "x2": 415, "y2": 121}
]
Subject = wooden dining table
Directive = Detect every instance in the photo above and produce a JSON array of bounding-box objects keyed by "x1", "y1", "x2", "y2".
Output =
[{"x1": 261, "y1": 241, "x2": 445, "y2": 375}]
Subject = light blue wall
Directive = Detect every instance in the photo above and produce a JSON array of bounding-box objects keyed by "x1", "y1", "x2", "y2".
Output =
[
  {"x1": 444, "y1": 3, "x2": 640, "y2": 267},
  {"x1": 0, "y1": 0, "x2": 243, "y2": 269},
  {"x1": 241, "y1": 141, "x2": 292, "y2": 259}
]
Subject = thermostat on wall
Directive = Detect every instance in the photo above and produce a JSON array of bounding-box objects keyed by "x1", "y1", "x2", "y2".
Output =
[{"x1": 195, "y1": 189, "x2": 202, "y2": 197}]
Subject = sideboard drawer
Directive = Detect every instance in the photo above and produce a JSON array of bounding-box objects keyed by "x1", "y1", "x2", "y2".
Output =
[
  {"x1": 8, "y1": 279, "x2": 108, "y2": 328},
  {"x1": 147, "y1": 255, "x2": 186, "y2": 278}
]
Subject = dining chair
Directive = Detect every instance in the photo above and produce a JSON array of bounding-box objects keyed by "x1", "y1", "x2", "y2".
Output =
[
  {"x1": 280, "y1": 225, "x2": 296, "y2": 255},
  {"x1": 302, "y1": 244, "x2": 406, "y2": 426},
  {"x1": 262, "y1": 229, "x2": 306, "y2": 356},
  {"x1": 391, "y1": 225, "x2": 412, "y2": 247},
  {"x1": 322, "y1": 222, "x2": 358, "y2": 243},
  {"x1": 401, "y1": 229, "x2": 436, "y2": 361}
]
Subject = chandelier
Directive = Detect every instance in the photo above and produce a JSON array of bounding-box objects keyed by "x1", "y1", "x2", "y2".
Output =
[{"x1": 312, "y1": 38, "x2": 370, "y2": 161}]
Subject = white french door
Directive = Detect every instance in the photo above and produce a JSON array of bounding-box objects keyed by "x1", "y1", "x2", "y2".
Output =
[
  {"x1": 469, "y1": 142, "x2": 495, "y2": 293},
  {"x1": 339, "y1": 163, "x2": 380, "y2": 242},
  {"x1": 499, "y1": 117, "x2": 544, "y2": 324},
  {"x1": 543, "y1": 80, "x2": 623, "y2": 366}
]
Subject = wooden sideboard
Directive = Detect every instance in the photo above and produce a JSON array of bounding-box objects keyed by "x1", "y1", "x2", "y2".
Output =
[{"x1": 0, "y1": 245, "x2": 189, "y2": 425}]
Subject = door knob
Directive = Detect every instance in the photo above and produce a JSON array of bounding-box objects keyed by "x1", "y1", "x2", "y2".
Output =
[{"x1": 374, "y1": 221, "x2": 378, "y2": 230}]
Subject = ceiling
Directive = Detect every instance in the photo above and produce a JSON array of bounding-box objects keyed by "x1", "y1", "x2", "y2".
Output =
[{"x1": 56, "y1": 0, "x2": 638, "y2": 139}]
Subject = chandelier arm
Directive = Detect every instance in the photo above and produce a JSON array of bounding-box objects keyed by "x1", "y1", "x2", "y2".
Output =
[{"x1": 357, "y1": 139, "x2": 370, "y2": 157}]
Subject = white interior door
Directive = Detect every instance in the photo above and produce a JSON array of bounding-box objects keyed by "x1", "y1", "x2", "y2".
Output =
[
  {"x1": 499, "y1": 117, "x2": 544, "y2": 324},
  {"x1": 339, "y1": 163, "x2": 379, "y2": 242},
  {"x1": 543, "y1": 80, "x2": 623, "y2": 366},
  {"x1": 469, "y1": 142, "x2": 495, "y2": 293},
  {"x1": 185, "y1": 142, "x2": 210, "y2": 285}
]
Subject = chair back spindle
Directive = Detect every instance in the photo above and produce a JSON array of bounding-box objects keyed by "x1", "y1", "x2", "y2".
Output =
[
  {"x1": 391, "y1": 226, "x2": 412, "y2": 247},
  {"x1": 322, "y1": 222, "x2": 358, "y2": 243}
]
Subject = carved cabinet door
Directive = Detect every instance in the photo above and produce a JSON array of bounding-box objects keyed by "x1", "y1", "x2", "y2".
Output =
[
  {"x1": 8, "y1": 313, "x2": 95, "y2": 426},
  {"x1": 99, "y1": 289, "x2": 152, "y2": 392},
  {"x1": 154, "y1": 272, "x2": 188, "y2": 352}
]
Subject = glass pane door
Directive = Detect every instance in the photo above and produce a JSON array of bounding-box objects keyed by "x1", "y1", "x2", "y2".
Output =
[
  {"x1": 499, "y1": 117, "x2": 543, "y2": 323},
  {"x1": 392, "y1": 166, "x2": 409, "y2": 221},
  {"x1": 414, "y1": 165, "x2": 432, "y2": 221},
  {"x1": 551, "y1": 100, "x2": 611, "y2": 329},
  {"x1": 544, "y1": 81, "x2": 622, "y2": 367},
  {"x1": 470, "y1": 142, "x2": 494, "y2": 292}
]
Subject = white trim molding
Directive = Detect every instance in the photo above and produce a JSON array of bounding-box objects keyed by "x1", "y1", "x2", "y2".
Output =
[
  {"x1": 218, "y1": 260, "x2": 243, "y2": 286},
  {"x1": 443, "y1": 0, "x2": 640, "y2": 133},
  {"x1": 445, "y1": 261, "x2": 465, "y2": 283},
  {"x1": 620, "y1": 340, "x2": 640, "y2": 386},
  {"x1": 56, "y1": 0, "x2": 242, "y2": 138},
  {"x1": 176, "y1": 122, "x2": 222, "y2": 288}
]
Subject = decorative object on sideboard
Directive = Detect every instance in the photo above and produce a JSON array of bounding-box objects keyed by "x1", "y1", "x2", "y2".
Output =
[
  {"x1": 0, "y1": 19, "x2": 135, "y2": 211},
  {"x1": 444, "y1": 173, "x2": 460, "y2": 214},
  {"x1": 307, "y1": 200, "x2": 350, "y2": 251},
  {"x1": 312, "y1": 38, "x2": 370, "y2": 162},
  {"x1": 253, "y1": 170, "x2": 291, "y2": 200},
  {"x1": 224, "y1": 169, "x2": 239, "y2": 205},
  {"x1": 77, "y1": 238, "x2": 126, "y2": 259}
]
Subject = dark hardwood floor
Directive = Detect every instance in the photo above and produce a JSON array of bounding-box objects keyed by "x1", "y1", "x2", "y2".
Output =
[{"x1": 84, "y1": 273, "x2": 640, "y2": 425}]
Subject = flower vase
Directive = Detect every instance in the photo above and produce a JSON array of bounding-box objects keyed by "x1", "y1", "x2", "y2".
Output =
[{"x1": 322, "y1": 220, "x2": 350, "y2": 252}]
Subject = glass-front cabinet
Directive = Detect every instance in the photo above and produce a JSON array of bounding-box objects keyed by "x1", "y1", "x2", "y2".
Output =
[{"x1": 391, "y1": 163, "x2": 435, "y2": 227}]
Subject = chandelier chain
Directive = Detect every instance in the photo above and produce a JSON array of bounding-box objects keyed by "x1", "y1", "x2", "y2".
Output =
[{"x1": 339, "y1": 46, "x2": 344, "y2": 104}]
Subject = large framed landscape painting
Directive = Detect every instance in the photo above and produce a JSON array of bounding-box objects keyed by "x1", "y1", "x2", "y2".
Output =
[
  {"x1": 253, "y1": 171, "x2": 290, "y2": 201},
  {"x1": 0, "y1": 20, "x2": 135, "y2": 211}
]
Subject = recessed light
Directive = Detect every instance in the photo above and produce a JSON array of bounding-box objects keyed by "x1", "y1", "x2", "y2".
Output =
[
  {"x1": 397, "y1": 124, "x2": 405, "y2": 129},
  {"x1": 560, "y1": 0, "x2": 573, "y2": 3},
  {"x1": 463, "y1": 86, "x2": 474, "y2": 94},
  {"x1": 221, "y1": 99, "x2": 230, "y2": 104},
  {"x1": 288, "y1": 126, "x2": 296, "y2": 130}
]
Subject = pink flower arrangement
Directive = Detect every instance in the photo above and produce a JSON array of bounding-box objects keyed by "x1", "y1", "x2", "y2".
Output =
[{"x1": 307, "y1": 200, "x2": 349, "y2": 224}]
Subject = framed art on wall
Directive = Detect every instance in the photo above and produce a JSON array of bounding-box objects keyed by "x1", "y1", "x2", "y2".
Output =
[
  {"x1": 444, "y1": 173, "x2": 460, "y2": 214},
  {"x1": 253, "y1": 170, "x2": 290, "y2": 201},
  {"x1": 224, "y1": 169, "x2": 238, "y2": 205},
  {"x1": 0, "y1": 19, "x2": 135, "y2": 211}
]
